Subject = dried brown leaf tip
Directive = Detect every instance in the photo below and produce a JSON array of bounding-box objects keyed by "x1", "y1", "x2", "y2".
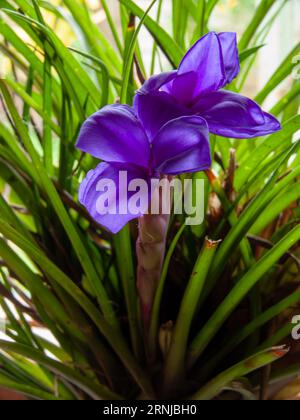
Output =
[
  {"x1": 205, "y1": 237, "x2": 222, "y2": 249},
  {"x1": 271, "y1": 345, "x2": 290, "y2": 358},
  {"x1": 205, "y1": 169, "x2": 218, "y2": 184}
]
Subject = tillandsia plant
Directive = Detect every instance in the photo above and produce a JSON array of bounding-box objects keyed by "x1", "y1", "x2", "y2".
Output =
[
  {"x1": 76, "y1": 106, "x2": 212, "y2": 324},
  {"x1": 0, "y1": 0, "x2": 300, "y2": 402}
]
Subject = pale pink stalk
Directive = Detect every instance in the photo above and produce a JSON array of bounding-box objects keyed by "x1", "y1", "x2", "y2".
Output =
[{"x1": 136, "y1": 180, "x2": 171, "y2": 327}]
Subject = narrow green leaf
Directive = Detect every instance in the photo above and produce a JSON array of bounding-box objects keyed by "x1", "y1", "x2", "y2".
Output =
[
  {"x1": 0, "y1": 80, "x2": 118, "y2": 329},
  {"x1": 255, "y1": 42, "x2": 300, "y2": 104},
  {"x1": 5, "y1": 78, "x2": 61, "y2": 136},
  {"x1": 251, "y1": 180, "x2": 300, "y2": 235},
  {"x1": 190, "y1": 347, "x2": 289, "y2": 400},
  {"x1": 0, "y1": 341, "x2": 121, "y2": 400},
  {"x1": 68, "y1": 47, "x2": 110, "y2": 108},
  {"x1": 270, "y1": 81, "x2": 300, "y2": 116},
  {"x1": 239, "y1": 44, "x2": 266, "y2": 63},
  {"x1": 238, "y1": 0, "x2": 276, "y2": 51},
  {"x1": 63, "y1": 0, "x2": 122, "y2": 75},
  {"x1": 148, "y1": 223, "x2": 186, "y2": 360},
  {"x1": 100, "y1": 0, "x2": 123, "y2": 55},
  {"x1": 0, "y1": 373, "x2": 64, "y2": 400},
  {"x1": 0, "y1": 220, "x2": 155, "y2": 398},
  {"x1": 163, "y1": 238, "x2": 220, "y2": 393},
  {"x1": 120, "y1": 0, "x2": 157, "y2": 104},
  {"x1": 235, "y1": 116, "x2": 300, "y2": 190},
  {"x1": 42, "y1": 54, "x2": 53, "y2": 175},
  {"x1": 119, "y1": 0, "x2": 184, "y2": 67},
  {"x1": 189, "y1": 223, "x2": 300, "y2": 366}
]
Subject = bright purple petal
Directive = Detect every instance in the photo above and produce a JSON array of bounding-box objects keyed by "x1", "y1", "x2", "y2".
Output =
[
  {"x1": 218, "y1": 32, "x2": 240, "y2": 84},
  {"x1": 163, "y1": 71, "x2": 199, "y2": 107},
  {"x1": 172, "y1": 32, "x2": 226, "y2": 102},
  {"x1": 152, "y1": 116, "x2": 211, "y2": 175},
  {"x1": 192, "y1": 90, "x2": 281, "y2": 138},
  {"x1": 76, "y1": 104, "x2": 150, "y2": 168},
  {"x1": 134, "y1": 92, "x2": 188, "y2": 140},
  {"x1": 138, "y1": 71, "x2": 177, "y2": 94},
  {"x1": 79, "y1": 162, "x2": 151, "y2": 234}
]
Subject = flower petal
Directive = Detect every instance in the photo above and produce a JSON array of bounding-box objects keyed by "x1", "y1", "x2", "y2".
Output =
[
  {"x1": 173, "y1": 32, "x2": 226, "y2": 102},
  {"x1": 138, "y1": 71, "x2": 177, "y2": 94},
  {"x1": 79, "y1": 163, "x2": 151, "y2": 234},
  {"x1": 192, "y1": 90, "x2": 281, "y2": 139},
  {"x1": 152, "y1": 116, "x2": 211, "y2": 175},
  {"x1": 163, "y1": 71, "x2": 199, "y2": 107},
  {"x1": 76, "y1": 104, "x2": 150, "y2": 168},
  {"x1": 134, "y1": 92, "x2": 187, "y2": 140},
  {"x1": 218, "y1": 32, "x2": 240, "y2": 84}
]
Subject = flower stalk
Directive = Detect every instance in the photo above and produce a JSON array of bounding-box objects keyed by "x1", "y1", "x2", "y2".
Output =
[
  {"x1": 136, "y1": 179, "x2": 172, "y2": 330},
  {"x1": 136, "y1": 211, "x2": 170, "y2": 328}
]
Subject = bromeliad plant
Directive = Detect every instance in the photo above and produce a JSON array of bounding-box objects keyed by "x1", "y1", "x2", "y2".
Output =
[{"x1": 0, "y1": 0, "x2": 300, "y2": 401}]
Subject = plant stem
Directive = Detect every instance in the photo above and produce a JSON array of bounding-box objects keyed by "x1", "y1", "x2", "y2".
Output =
[
  {"x1": 136, "y1": 212, "x2": 170, "y2": 328},
  {"x1": 162, "y1": 238, "x2": 220, "y2": 396}
]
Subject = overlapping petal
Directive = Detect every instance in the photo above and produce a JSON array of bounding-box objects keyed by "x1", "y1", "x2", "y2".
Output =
[
  {"x1": 192, "y1": 90, "x2": 281, "y2": 138},
  {"x1": 76, "y1": 104, "x2": 150, "y2": 168},
  {"x1": 138, "y1": 71, "x2": 177, "y2": 94},
  {"x1": 152, "y1": 116, "x2": 211, "y2": 175},
  {"x1": 218, "y1": 32, "x2": 240, "y2": 84},
  {"x1": 164, "y1": 71, "x2": 199, "y2": 107},
  {"x1": 136, "y1": 32, "x2": 240, "y2": 109},
  {"x1": 134, "y1": 92, "x2": 187, "y2": 140},
  {"x1": 174, "y1": 32, "x2": 226, "y2": 101},
  {"x1": 79, "y1": 162, "x2": 151, "y2": 234}
]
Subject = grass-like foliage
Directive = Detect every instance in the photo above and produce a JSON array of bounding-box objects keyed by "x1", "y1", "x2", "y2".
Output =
[{"x1": 0, "y1": 0, "x2": 299, "y2": 400}]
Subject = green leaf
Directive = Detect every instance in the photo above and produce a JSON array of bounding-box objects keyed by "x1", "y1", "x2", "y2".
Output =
[
  {"x1": 0, "y1": 220, "x2": 155, "y2": 398},
  {"x1": 238, "y1": 0, "x2": 277, "y2": 51},
  {"x1": 63, "y1": 0, "x2": 122, "y2": 75},
  {"x1": 100, "y1": 0, "x2": 124, "y2": 55},
  {"x1": 4, "y1": 78, "x2": 61, "y2": 136},
  {"x1": 255, "y1": 42, "x2": 300, "y2": 104},
  {"x1": 235, "y1": 115, "x2": 300, "y2": 190},
  {"x1": 270, "y1": 81, "x2": 300, "y2": 116},
  {"x1": 189, "y1": 223, "x2": 300, "y2": 366},
  {"x1": 120, "y1": 0, "x2": 157, "y2": 104},
  {"x1": 148, "y1": 223, "x2": 186, "y2": 360},
  {"x1": 190, "y1": 347, "x2": 289, "y2": 400},
  {"x1": 119, "y1": 0, "x2": 184, "y2": 67},
  {"x1": 251, "y1": 180, "x2": 300, "y2": 235},
  {"x1": 0, "y1": 372, "x2": 64, "y2": 400},
  {"x1": 239, "y1": 44, "x2": 266, "y2": 63},
  {"x1": 0, "y1": 341, "x2": 121, "y2": 400},
  {"x1": 0, "y1": 80, "x2": 118, "y2": 328},
  {"x1": 163, "y1": 238, "x2": 220, "y2": 394}
]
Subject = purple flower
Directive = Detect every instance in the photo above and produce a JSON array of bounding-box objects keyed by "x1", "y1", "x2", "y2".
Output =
[
  {"x1": 76, "y1": 105, "x2": 211, "y2": 233},
  {"x1": 134, "y1": 32, "x2": 281, "y2": 140}
]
